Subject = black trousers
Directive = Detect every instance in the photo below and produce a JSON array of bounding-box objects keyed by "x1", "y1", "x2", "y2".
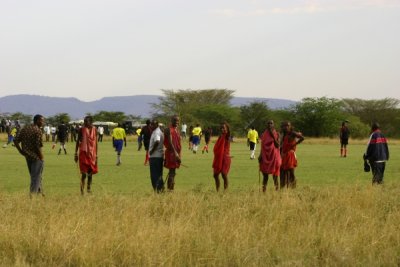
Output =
[
  {"x1": 371, "y1": 161, "x2": 386, "y2": 184},
  {"x1": 149, "y1": 157, "x2": 164, "y2": 192}
]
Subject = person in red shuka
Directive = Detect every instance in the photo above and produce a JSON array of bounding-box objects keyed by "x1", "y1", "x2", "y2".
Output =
[
  {"x1": 281, "y1": 121, "x2": 304, "y2": 188},
  {"x1": 74, "y1": 116, "x2": 98, "y2": 195},
  {"x1": 258, "y1": 120, "x2": 281, "y2": 192},
  {"x1": 212, "y1": 122, "x2": 231, "y2": 192},
  {"x1": 163, "y1": 115, "x2": 181, "y2": 191}
]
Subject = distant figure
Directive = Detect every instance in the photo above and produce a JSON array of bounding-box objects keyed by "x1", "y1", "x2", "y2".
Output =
[
  {"x1": 181, "y1": 123, "x2": 187, "y2": 139},
  {"x1": 3, "y1": 126, "x2": 17, "y2": 148},
  {"x1": 55, "y1": 121, "x2": 68, "y2": 155},
  {"x1": 112, "y1": 123, "x2": 127, "y2": 166},
  {"x1": 212, "y1": 122, "x2": 231, "y2": 192},
  {"x1": 75, "y1": 116, "x2": 98, "y2": 194},
  {"x1": 148, "y1": 119, "x2": 165, "y2": 193},
  {"x1": 97, "y1": 125, "x2": 104, "y2": 142},
  {"x1": 163, "y1": 115, "x2": 181, "y2": 191},
  {"x1": 201, "y1": 127, "x2": 212, "y2": 154},
  {"x1": 43, "y1": 124, "x2": 51, "y2": 142},
  {"x1": 258, "y1": 120, "x2": 281, "y2": 192},
  {"x1": 191, "y1": 124, "x2": 202, "y2": 154},
  {"x1": 136, "y1": 127, "x2": 142, "y2": 151},
  {"x1": 13, "y1": 114, "x2": 45, "y2": 197},
  {"x1": 141, "y1": 119, "x2": 153, "y2": 165},
  {"x1": 51, "y1": 125, "x2": 57, "y2": 142},
  {"x1": 281, "y1": 121, "x2": 304, "y2": 188},
  {"x1": 188, "y1": 125, "x2": 194, "y2": 150},
  {"x1": 364, "y1": 122, "x2": 389, "y2": 185},
  {"x1": 247, "y1": 126, "x2": 259, "y2": 160},
  {"x1": 70, "y1": 124, "x2": 77, "y2": 142},
  {"x1": 340, "y1": 120, "x2": 350, "y2": 157}
]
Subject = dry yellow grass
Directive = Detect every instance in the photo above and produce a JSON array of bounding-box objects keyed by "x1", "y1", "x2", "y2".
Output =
[{"x1": 1, "y1": 185, "x2": 400, "y2": 266}]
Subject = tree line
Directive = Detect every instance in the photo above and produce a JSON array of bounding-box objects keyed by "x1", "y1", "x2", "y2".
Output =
[{"x1": 2, "y1": 89, "x2": 399, "y2": 138}]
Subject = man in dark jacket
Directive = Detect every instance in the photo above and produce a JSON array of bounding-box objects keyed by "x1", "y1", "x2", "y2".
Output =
[{"x1": 364, "y1": 122, "x2": 389, "y2": 184}]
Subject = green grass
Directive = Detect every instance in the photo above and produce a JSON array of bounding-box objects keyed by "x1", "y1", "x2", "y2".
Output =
[
  {"x1": 1, "y1": 136, "x2": 400, "y2": 266},
  {"x1": 1, "y1": 137, "x2": 399, "y2": 195}
]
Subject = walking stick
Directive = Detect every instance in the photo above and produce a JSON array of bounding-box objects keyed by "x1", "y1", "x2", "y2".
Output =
[{"x1": 258, "y1": 170, "x2": 261, "y2": 193}]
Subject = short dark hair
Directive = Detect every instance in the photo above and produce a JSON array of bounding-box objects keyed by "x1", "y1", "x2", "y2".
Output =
[
  {"x1": 33, "y1": 114, "x2": 43, "y2": 124},
  {"x1": 371, "y1": 122, "x2": 380, "y2": 131}
]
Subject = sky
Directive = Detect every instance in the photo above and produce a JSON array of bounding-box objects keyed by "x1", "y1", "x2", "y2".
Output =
[{"x1": 0, "y1": 0, "x2": 399, "y2": 102}]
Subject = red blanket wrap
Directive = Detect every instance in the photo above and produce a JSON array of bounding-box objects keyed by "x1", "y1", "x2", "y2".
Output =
[
  {"x1": 164, "y1": 126, "x2": 181, "y2": 169},
  {"x1": 212, "y1": 133, "x2": 231, "y2": 175},
  {"x1": 259, "y1": 130, "x2": 281, "y2": 176},
  {"x1": 281, "y1": 134, "x2": 297, "y2": 170},
  {"x1": 79, "y1": 127, "x2": 98, "y2": 174}
]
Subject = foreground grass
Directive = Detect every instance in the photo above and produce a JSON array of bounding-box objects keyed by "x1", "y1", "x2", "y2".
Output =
[
  {"x1": 1, "y1": 135, "x2": 399, "y2": 266},
  {"x1": 1, "y1": 186, "x2": 400, "y2": 266}
]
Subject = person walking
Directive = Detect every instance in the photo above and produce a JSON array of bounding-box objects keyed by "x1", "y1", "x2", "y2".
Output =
[
  {"x1": 280, "y1": 121, "x2": 304, "y2": 188},
  {"x1": 201, "y1": 127, "x2": 212, "y2": 154},
  {"x1": 247, "y1": 126, "x2": 259, "y2": 160},
  {"x1": 258, "y1": 120, "x2": 281, "y2": 192},
  {"x1": 141, "y1": 119, "x2": 152, "y2": 165},
  {"x1": 112, "y1": 123, "x2": 127, "y2": 166},
  {"x1": 212, "y1": 122, "x2": 231, "y2": 192},
  {"x1": 54, "y1": 121, "x2": 68, "y2": 155},
  {"x1": 340, "y1": 120, "x2": 350, "y2": 157},
  {"x1": 364, "y1": 122, "x2": 389, "y2": 185},
  {"x1": 75, "y1": 116, "x2": 98, "y2": 194},
  {"x1": 191, "y1": 124, "x2": 202, "y2": 154},
  {"x1": 164, "y1": 115, "x2": 181, "y2": 191},
  {"x1": 13, "y1": 114, "x2": 46, "y2": 197},
  {"x1": 148, "y1": 119, "x2": 165, "y2": 192},
  {"x1": 97, "y1": 125, "x2": 104, "y2": 142}
]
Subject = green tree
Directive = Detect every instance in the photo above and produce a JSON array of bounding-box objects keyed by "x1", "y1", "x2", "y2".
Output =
[
  {"x1": 240, "y1": 101, "x2": 272, "y2": 135},
  {"x1": 292, "y1": 97, "x2": 343, "y2": 137},
  {"x1": 46, "y1": 113, "x2": 71, "y2": 126},
  {"x1": 10, "y1": 112, "x2": 33, "y2": 125},
  {"x1": 91, "y1": 111, "x2": 127, "y2": 124},
  {"x1": 191, "y1": 104, "x2": 241, "y2": 135},
  {"x1": 342, "y1": 98, "x2": 400, "y2": 137},
  {"x1": 152, "y1": 89, "x2": 235, "y2": 124}
]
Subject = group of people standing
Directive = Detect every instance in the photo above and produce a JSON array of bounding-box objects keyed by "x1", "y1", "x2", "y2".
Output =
[
  {"x1": 10, "y1": 113, "x2": 390, "y2": 197},
  {"x1": 257, "y1": 120, "x2": 304, "y2": 192}
]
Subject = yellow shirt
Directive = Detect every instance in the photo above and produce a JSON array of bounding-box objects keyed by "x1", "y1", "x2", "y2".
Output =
[
  {"x1": 112, "y1": 127, "x2": 126, "y2": 140},
  {"x1": 247, "y1": 129, "x2": 259, "y2": 143},
  {"x1": 192, "y1": 127, "x2": 202, "y2": 136},
  {"x1": 136, "y1": 128, "x2": 142, "y2": 136}
]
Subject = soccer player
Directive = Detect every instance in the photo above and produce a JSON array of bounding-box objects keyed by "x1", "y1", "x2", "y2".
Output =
[{"x1": 112, "y1": 123, "x2": 127, "y2": 166}]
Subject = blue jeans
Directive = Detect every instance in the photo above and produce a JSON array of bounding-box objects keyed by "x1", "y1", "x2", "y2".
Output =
[
  {"x1": 149, "y1": 157, "x2": 164, "y2": 192},
  {"x1": 26, "y1": 159, "x2": 44, "y2": 194}
]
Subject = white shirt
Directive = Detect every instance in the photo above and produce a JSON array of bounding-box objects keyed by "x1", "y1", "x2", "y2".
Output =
[
  {"x1": 98, "y1": 126, "x2": 104, "y2": 135},
  {"x1": 149, "y1": 127, "x2": 164, "y2": 158},
  {"x1": 181, "y1": 124, "x2": 187, "y2": 132}
]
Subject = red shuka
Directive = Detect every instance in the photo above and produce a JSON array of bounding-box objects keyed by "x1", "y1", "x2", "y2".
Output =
[
  {"x1": 212, "y1": 133, "x2": 231, "y2": 175},
  {"x1": 259, "y1": 130, "x2": 281, "y2": 176},
  {"x1": 79, "y1": 127, "x2": 98, "y2": 174},
  {"x1": 281, "y1": 133, "x2": 297, "y2": 170},
  {"x1": 164, "y1": 126, "x2": 181, "y2": 169}
]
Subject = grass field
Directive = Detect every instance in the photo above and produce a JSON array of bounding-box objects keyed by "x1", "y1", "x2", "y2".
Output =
[{"x1": 1, "y1": 134, "x2": 399, "y2": 266}]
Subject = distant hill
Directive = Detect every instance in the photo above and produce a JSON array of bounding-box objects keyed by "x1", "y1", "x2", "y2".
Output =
[{"x1": 0, "y1": 94, "x2": 296, "y2": 119}]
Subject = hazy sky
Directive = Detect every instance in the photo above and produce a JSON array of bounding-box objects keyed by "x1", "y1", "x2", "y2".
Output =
[{"x1": 1, "y1": 0, "x2": 399, "y2": 101}]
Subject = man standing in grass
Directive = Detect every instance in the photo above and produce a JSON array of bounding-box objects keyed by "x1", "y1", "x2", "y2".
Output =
[
  {"x1": 141, "y1": 119, "x2": 152, "y2": 165},
  {"x1": 164, "y1": 115, "x2": 181, "y2": 191},
  {"x1": 55, "y1": 121, "x2": 68, "y2": 155},
  {"x1": 364, "y1": 122, "x2": 389, "y2": 185},
  {"x1": 281, "y1": 121, "x2": 304, "y2": 188},
  {"x1": 75, "y1": 116, "x2": 98, "y2": 194},
  {"x1": 148, "y1": 119, "x2": 164, "y2": 192},
  {"x1": 247, "y1": 126, "x2": 259, "y2": 160},
  {"x1": 112, "y1": 123, "x2": 127, "y2": 166},
  {"x1": 258, "y1": 120, "x2": 281, "y2": 192},
  {"x1": 212, "y1": 122, "x2": 231, "y2": 191},
  {"x1": 14, "y1": 114, "x2": 45, "y2": 197},
  {"x1": 340, "y1": 120, "x2": 350, "y2": 157}
]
